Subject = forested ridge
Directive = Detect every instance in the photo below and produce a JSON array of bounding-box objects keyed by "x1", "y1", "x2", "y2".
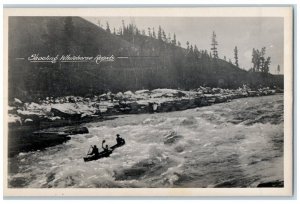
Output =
[{"x1": 9, "y1": 17, "x2": 283, "y2": 101}]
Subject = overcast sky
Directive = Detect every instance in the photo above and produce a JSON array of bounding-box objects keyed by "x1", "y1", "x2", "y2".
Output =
[{"x1": 84, "y1": 17, "x2": 283, "y2": 74}]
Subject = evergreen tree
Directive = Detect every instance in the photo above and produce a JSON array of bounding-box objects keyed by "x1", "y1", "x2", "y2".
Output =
[
  {"x1": 234, "y1": 46, "x2": 239, "y2": 67},
  {"x1": 125, "y1": 25, "x2": 129, "y2": 37},
  {"x1": 190, "y1": 45, "x2": 194, "y2": 53},
  {"x1": 135, "y1": 27, "x2": 140, "y2": 35},
  {"x1": 162, "y1": 30, "x2": 167, "y2": 42},
  {"x1": 168, "y1": 33, "x2": 171, "y2": 43},
  {"x1": 106, "y1": 22, "x2": 111, "y2": 33},
  {"x1": 158, "y1": 26, "x2": 162, "y2": 41},
  {"x1": 204, "y1": 50, "x2": 208, "y2": 57},
  {"x1": 148, "y1": 27, "x2": 152, "y2": 37},
  {"x1": 172, "y1": 33, "x2": 177, "y2": 45},
  {"x1": 277, "y1": 64, "x2": 280, "y2": 75},
  {"x1": 186, "y1": 41, "x2": 190, "y2": 50},
  {"x1": 251, "y1": 48, "x2": 260, "y2": 72},
  {"x1": 118, "y1": 27, "x2": 123, "y2": 36},
  {"x1": 251, "y1": 47, "x2": 271, "y2": 73},
  {"x1": 262, "y1": 57, "x2": 271, "y2": 74},
  {"x1": 122, "y1": 20, "x2": 125, "y2": 33},
  {"x1": 259, "y1": 47, "x2": 266, "y2": 72},
  {"x1": 211, "y1": 31, "x2": 218, "y2": 58},
  {"x1": 251, "y1": 48, "x2": 256, "y2": 71},
  {"x1": 194, "y1": 45, "x2": 200, "y2": 58},
  {"x1": 152, "y1": 27, "x2": 156, "y2": 39}
]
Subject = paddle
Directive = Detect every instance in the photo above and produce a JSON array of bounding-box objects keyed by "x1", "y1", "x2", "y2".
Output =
[
  {"x1": 86, "y1": 145, "x2": 92, "y2": 156},
  {"x1": 101, "y1": 140, "x2": 106, "y2": 149}
]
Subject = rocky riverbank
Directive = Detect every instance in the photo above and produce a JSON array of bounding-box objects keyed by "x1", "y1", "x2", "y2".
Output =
[
  {"x1": 7, "y1": 86, "x2": 280, "y2": 157},
  {"x1": 8, "y1": 86, "x2": 278, "y2": 128}
]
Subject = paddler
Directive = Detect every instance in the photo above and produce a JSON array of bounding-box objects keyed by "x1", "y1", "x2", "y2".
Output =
[
  {"x1": 116, "y1": 134, "x2": 125, "y2": 145},
  {"x1": 101, "y1": 140, "x2": 110, "y2": 153},
  {"x1": 88, "y1": 145, "x2": 99, "y2": 156}
]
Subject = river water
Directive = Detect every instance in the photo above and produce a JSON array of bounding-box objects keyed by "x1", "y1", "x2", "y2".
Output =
[{"x1": 8, "y1": 94, "x2": 284, "y2": 188}]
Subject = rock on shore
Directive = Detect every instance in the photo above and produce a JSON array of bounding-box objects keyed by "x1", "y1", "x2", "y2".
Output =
[{"x1": 8, "y1": 86, "x2": 277, "y2": 127}]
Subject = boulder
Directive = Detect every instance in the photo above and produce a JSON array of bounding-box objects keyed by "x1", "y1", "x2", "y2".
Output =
[
  {"x1": 124, "y1": 90, "x2": 135, "y2": 96},
  {"x1": 194, "y1": 97, "x2": 209, "y2": 106},
  {"x1": 33, "y1": 126, "x2": 89, "y2": 137},
  {"x1": 175, "y1": 91, "x2": 187, "y2": 98},
  {"x1": 24, "y1": 118, "x2": 34, "y2": 124},
  {"x1": 106, "y1": 106, "x2": 120, "y2": 114},
  {"x1": 14, "y1": 98, "x2": 23, "y2": 105},
  {"x1": 135, "y1": 89, "x2": 150, "y2": 95},
  {"x1": 174, "y1": 98, "x2": 196, "y2": 110},
  {"x1": 214, "y1": 94, "x2": 227, "y2": 103},
  {"x1": 8, "y1": 114, "x2": 22, "y2": 126},
  {"x1": 248, "y1": 91, "x2": 258, "y2": 97},
  {"x1": 127, "y1": 102, "x2": 147, "y2": 114},
  {"x1": 64, "y1": 126, "x2": 89, "y2": 135},
  {"x1": 50, "y1": 107, "x2": 81, "y2": 120},
  {"x1": 17, "y1": 109, "x2": 42, "y2": 121},
  {"x1": 48, "y1": 116, "x2": 61, "y2": 121},
  {"x1": 68, "y1": 97, "x2": 76, "y2": 103},
  {"x1": 115, "y1": 92, "x2": 124, "y2": 100},
  {"x1": 204, "y1": 94, "x2": 216, "y2": 104},
  {"x1": 159, "y1": 101, "x2": 178, "y2": 112},
  {"x1": 212, "y1": 88, "x2": 222, "y2": 94},
  {"x1": 8, "y1": 106, "x2": 16, "y2": 114}
]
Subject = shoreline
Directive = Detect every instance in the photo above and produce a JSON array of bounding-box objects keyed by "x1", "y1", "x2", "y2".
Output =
[{"x1": 8, "y1": 88, "x2": 281, "y2": 157}]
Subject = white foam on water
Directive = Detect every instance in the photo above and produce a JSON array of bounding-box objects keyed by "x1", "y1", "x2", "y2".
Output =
[{"x1": 9, "y1": 95, "x2": 283, "y2": 188}]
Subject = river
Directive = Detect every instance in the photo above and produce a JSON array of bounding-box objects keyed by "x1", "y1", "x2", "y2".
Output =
[{"x1": 8, "y1": 94, "x2": 284, "y2": 188}]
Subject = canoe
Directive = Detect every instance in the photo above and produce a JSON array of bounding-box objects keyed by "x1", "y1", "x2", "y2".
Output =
[
  {"x1": 110, "y1": 141, "x2": 125, "y2": 150},
  {"x1": 83, "y1": 142, "x2": 125, "y2": 162},
  {"x1": 83, "y1": 150, "x2": 113, "y2": 162}
]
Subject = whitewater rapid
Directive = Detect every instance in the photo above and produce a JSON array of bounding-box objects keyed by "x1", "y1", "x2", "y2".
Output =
[{"x1": 8, "y1": 95, "x2": 283, "y2": 188}]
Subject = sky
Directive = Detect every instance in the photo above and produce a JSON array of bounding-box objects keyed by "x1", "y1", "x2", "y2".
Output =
[{"x1": 84, "y1": 17, "x2": 283, "y2": 74}]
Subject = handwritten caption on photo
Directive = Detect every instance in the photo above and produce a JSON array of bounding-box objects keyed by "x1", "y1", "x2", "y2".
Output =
[{"x1": 27, "y1": 54, "x2": 116, "y2": 64}]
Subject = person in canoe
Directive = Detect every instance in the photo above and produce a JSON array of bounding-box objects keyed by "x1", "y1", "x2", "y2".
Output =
[
  {"x1": 101, "y1": 140, "x2": 110, "y2": 153},
  {"x1": 83, "y1": 142, "x2": 110, "y2": 162},
  {"x1": 88, "y1": 145, "x2": 99, "y2": 156},
  {"x1": 116, "y1": 134, "x2": 125, "y2": 145}
]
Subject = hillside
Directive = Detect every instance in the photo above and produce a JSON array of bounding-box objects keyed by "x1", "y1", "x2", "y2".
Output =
[{"x1": 8, "y1": 17, "x2": 283, "y2": 101}]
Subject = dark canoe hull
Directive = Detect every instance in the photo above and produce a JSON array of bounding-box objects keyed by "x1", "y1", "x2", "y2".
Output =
[
  {"x1": 83, "y1": 150, "x2": 113, "y2": 162},
  {"x1": 83, "y1": 142, "x2": 125, "y2": 162},
  {"x1": 110, "y1": 142, "x2": 125, "y2": 150}
]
